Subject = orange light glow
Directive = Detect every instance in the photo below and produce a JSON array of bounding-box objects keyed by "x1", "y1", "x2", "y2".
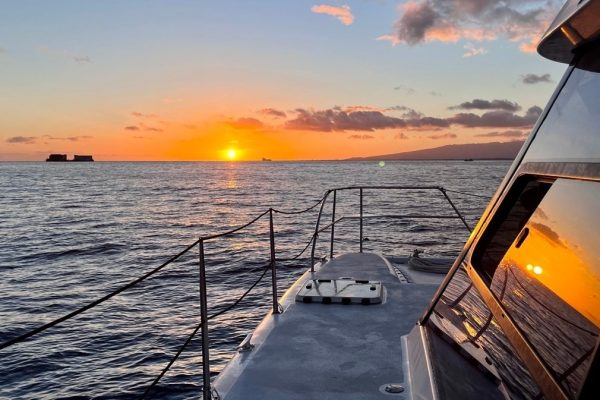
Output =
[{"x1": 532, "y1": 265, "x2": 543, "y2": 275}]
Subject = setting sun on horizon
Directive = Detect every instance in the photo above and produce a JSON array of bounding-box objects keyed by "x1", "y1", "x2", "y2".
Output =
[{"x1": 226, "y1": 148, "x2": 237, "y2": 161}]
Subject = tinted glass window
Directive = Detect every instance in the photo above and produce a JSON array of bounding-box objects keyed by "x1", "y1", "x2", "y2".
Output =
[
  {"x1": 472, "y1": 178, "x2": 551, "y2": 283},
  {"x1": 524, "y1": 42, "x2": 600, "y2": 162},
  {"x1": 431, "y1": 265, "x2": 542, "y2": 399},
  {"x1": 490, "y1": 179, "x2": 600, "y2": 397}
]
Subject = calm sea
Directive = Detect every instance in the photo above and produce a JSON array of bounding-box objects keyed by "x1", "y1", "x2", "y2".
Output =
[{"x1": 0, "y1": 160, "x2": 510, "y2": 399}]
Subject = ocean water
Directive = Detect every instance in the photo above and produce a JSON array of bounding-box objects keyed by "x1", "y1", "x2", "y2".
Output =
[{"x1": 0, "y1": 160, "x2": 510, "y2": 399}]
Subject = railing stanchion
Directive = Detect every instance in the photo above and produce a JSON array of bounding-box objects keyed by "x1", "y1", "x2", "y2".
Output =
[
  {"x1": 359, "y1": 188, "x2": 363, "y2": 253},
  {"x1": 198, "y1": 239, "x2": 212, "y2": 400},
  {"x1": 330, "y1": 190, "x2": 336, "y2": 259},
  {"x1": 311, "y1": 190, "x2": 331, "y2": 272},
  {"x1": 269, "y1": 209, "x2": 280, "y2": 314},
  {"x1": 439, "y1": 187, "x2": 471, "y2": 232}
]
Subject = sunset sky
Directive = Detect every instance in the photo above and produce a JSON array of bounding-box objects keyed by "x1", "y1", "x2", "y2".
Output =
[{"x1": 1, "y1": 0, "x2": 568, "y2": 161}]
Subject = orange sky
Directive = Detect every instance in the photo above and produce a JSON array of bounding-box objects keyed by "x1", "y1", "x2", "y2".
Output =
[{"x1": 0, "y1": 1, "x2": 566, "y2": 161}]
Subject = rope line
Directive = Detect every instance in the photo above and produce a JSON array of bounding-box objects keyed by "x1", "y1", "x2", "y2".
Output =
[
  {"x1": 276, "y1": 234, "x2": 315, "y2": 262},
  {"x1": 272, "y1": 197, "x2": 324, "y2": 215},
  {"x1": 0, "y1": 240, "x2": 199, "y2": 352},
  {"x1": 140, "y1": 263, "x2": 271, "y2": 399},
  {"x1": 201, "y1": 209, "x2": 270, "y2": 241}
]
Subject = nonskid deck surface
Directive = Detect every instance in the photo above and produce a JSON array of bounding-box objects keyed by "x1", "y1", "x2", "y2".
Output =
[{"x1": 216, "y1": 253, "x2": 442, "y2": 400}]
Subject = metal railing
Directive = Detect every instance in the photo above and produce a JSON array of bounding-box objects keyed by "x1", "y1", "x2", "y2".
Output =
[
  {"x1": 309, "y1": 186, "x2": 472, "y2": 271},
  {"x1": 0, "y1": 186, "x2": 482, "y2": 399}
]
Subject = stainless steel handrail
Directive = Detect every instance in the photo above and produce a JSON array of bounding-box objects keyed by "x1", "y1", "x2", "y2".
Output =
[{"x1": 310, "y1": 186, "x2": 472, "y2": 271}]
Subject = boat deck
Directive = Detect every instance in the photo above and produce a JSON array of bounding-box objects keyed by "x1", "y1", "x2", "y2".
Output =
[{"x1": 215, "y1": 252, "x2": 444, "y2": 400}]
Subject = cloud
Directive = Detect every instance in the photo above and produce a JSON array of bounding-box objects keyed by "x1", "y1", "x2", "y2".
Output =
[
  {"x1": 463, "y1": 42, "x2": 487, "y2": 57},
  {"x1": 286, "y1": 108, "x2": 408, "y2": 132},
  {"x1": 521, "y1": 73, "x2": 553, "y2": 84},
  {"x1": 227, "y1": 117, "x2": 265, "y2": 130},
  {"x1": 395, "y1": 132, "x2": 409, "y2": 140},
  {"x1": 311, "y1": 4, "x2": 354, "y2": 26},
  {"x1": 450, "y1": 106, "x2": 542, "y2": 128},
  {"x1": 43, "y1": 135, "x2": 93, "y2": 141},
  {"x1": 393, "y1": 85, "x2": 416, "y2": 95},
  {"x1": 450, "y1": 99, "x2": 521, "y2": 112},
  {"x1": 475, "y1": 129, "x2": 527, "y2": 138},
  {"x1": 131, "y1": 111, "x2": 157, "y2": 118},
  {"x1": 39, "y1": 46, "x2": 92, "y2": 63},
  {"x1": 429, "y1": 91, "x2": 442, "y2": 96},
  {"x1": 258, "y1": 108, "x2": 287, "y2": 118},
  {"x1": 386, "y1": 105, "x2": 411, "y2": 112},
  {"x1": 143, "y1": 125, "x2": 163, "y2": 132},
  {"x1": 380, "y1": 0, "x2": 561, "y2": 53},
  {"x1": 348, "y1": 134, "x2": 375, "y2": 140},
  {"x1": 73, "y1": 56, "x2": 91, "y2": 63},
  {"x1": 6, "y1": 136, "x2": 37, "y2": 144},
  {"x1": 427, "y1": 133, "x2": 457, "y2": 139},
  {"x1": 282, "y1": 103, "x2": 540, "y2": 132},
  {"x1": 124, "y1": 126, "x2": 140, "y2": 131}
]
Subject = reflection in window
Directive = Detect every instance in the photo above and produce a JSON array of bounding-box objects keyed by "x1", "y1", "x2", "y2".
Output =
[
  {"x1": 491, "y1": 179, "x2": 600, "y2": 397},
  {"x1": 431, "y1": 265, "x2": 542, "y2": 399},
  {"x1": 472, "y1": 178, "x2": 551, "y2": 283}
]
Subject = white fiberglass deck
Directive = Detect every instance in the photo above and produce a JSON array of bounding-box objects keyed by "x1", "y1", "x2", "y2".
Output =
[{"x1": 214, "y1": 252, "x2": 444, "y2": 400}]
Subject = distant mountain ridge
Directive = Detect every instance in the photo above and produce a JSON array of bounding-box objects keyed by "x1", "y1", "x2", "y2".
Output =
[{"x1": 348, "y1": 141, "x2": 524, "y2": 161}]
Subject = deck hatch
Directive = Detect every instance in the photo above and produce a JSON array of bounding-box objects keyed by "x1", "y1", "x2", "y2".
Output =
[{"x1": 295, "y1": 279, "x2": 383, "y2": 304}]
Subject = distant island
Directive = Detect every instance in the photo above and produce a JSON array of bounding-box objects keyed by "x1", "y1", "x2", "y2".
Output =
[
  {"x1": 46, "y1": 154, "x2": 94, "y2": 162},
  {"x1": 347, "y1": 141, "x2": 524, "y2": 161}
]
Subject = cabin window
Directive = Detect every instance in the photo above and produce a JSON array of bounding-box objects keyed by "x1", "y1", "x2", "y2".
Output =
[
  {"x1": 487, "y1": 179, "x2": 600, "y2": 397},
  {"x1": 429, "y1": 265, "x2": 542, "y2": 399},
  {"x1": 524, "y1": 40, "x2": 600, "y2": 163},
  {"x1": 472, "y1": 177, "x2": 552, "y2": 283}
]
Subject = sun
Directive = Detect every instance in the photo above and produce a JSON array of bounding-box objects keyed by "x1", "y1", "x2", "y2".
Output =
[{"x1": 226, "y1": 148, "x2": 237, "y2": 160}]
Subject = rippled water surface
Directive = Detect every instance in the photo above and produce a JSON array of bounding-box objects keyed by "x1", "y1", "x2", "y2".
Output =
[{"x1": 0, "y1": 161, "x2": 510, "y2": 399}]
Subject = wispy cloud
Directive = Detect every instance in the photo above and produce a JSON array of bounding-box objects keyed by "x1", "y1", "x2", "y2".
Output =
[
  {"x1": 39, "y1": 46, "x2": 92, "y2": 63},
  {"x1": 131, "y1": 111, "x2": 158, "y2": 118},
  {"x1": 463, "y1": 42, "x2": 487, "y2": 58},
  {"x1": 428, "y1": 133, "x2": 457, "y2": 139},
  {"x1": 311, "y1": 4, "x2": 354, "y2": 26},
  {"x1": 6, "y1": 136, "x2": 37, "y2": 144},
  {"x1": 43, "y1": 135, "x2": 93, "y2": 142},
  {"x1": 475, "y1": 129, "x2": 527, "y2": 138},
  {"x1": 124, "y1": 126, "x2": 140, "y2": 131},
  {"x1": 521, "y1": 73, "x2": 553, "y2": 84},
  {"x1": 379, "y1": 0, "x2": 561, "y2": 53},
  {"x1": 393, "y1": 85, "x2": 416, "y2": 95},
  {"x1": 348, "y1": 134, "x2": 375, "y2": 140},
  {"x1": 226, "y1": 117, "x2": 265, "y2": 130},
  {"x1": 449, "y1": 99, "x2": 521, "y2": 112},
  {"x1": 258, "y1": 108, "x2": 287, "y2": 118}
]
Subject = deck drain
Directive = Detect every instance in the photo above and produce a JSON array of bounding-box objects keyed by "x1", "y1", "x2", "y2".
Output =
[{"x1": 379, "y1": 383, "x2": 405, "y2": 395}]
